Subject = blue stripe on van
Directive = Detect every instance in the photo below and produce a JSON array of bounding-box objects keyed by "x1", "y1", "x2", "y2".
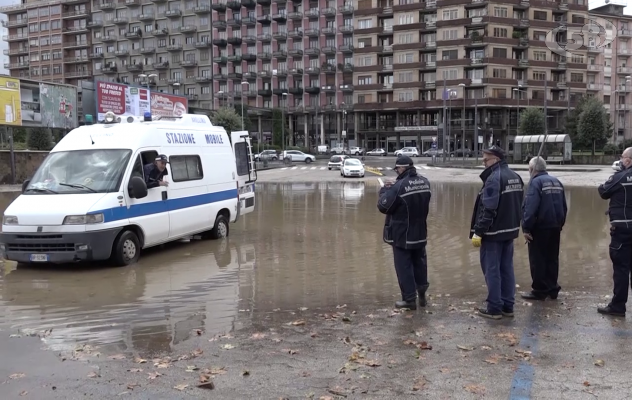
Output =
[{"x1": 89, "y1": 188, "x2": 238, "y2": 223}]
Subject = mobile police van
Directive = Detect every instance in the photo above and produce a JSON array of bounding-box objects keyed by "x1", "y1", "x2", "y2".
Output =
[{"x1": 0, "y1": 111, "x2": 257, "y2": 266}]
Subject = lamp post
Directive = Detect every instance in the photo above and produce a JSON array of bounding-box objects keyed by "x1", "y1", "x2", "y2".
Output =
[
  {"x1": 513, "y1": 87, "x2": 522, "y2": 135},
  {"x1": 342, "y1": 102, "x2": 347, "y2": 150},
  {"x1": 626, "y1": 75, "x2": 631, "y2": 140},
  {"x1": 241, "y1": 81, "x2": 249, "y2": 131},
  {"x1": 281, "y1": 92, "x2": 288, "y2": 150},
  {"x1": 459, "y1": 83, "x2": 466, "y2": 164}
]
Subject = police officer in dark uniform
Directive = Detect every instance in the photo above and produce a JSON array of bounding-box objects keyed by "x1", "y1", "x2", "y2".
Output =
[
  {"x1": 143, "y1": 154, "x2": 170, "y2": 189},
  {"x1": 377, "y1": 155, "x2": 432, "y2": 310},
  {"x1": 470, "y1": 146, "x2": 524, "y2": 319},
  {"x1": 597, "y1": 147, "x2": 632, "y2": 317}
]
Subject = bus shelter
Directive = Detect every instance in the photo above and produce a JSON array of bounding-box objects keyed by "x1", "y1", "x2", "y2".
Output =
[{"x1": 513, "y1": 134, "x2": 572, "y2": 163}]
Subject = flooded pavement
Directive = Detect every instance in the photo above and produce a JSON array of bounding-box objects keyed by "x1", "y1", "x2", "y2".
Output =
[{"x1": 0, "y1": 182, "x2": 613, "y2": 357}]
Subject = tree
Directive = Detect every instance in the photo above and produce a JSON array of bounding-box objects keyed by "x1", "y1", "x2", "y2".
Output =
[
  {"x1": 232, "y1": 103, "x2": 252, "y2": 132},
  {"x1": 271, "y1": 108, "x2": 285, "y2": 147},
  {"x1": 209, "y1": 107, "x2": 241, "y2": 135},
  {"x1": 519, "y1": 107, "x2": 545, "y2": 136},
  {"x1": 565, "y1": 96, "x2": 588, "y2": 143},
  {"x1": 12, "y1": 127, "x2": 27, "y2": 143},
  {"x1": 27, "y1": 127, "x2": 53, "y2": 150},
  {"x1": 577, "y1": 97, "x2": 609, "y2": 155}
]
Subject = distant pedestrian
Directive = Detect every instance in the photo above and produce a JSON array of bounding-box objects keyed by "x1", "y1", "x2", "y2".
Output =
[
  {"x1": 377, "y1": 155, "x2": 432, "y2": 310},
  {"x1": 470, "y1": 146, "x2": 524, "y2": 319},
  {"x1": 597, "y1": 147, "x2": 632, "y2": 317},
  {"x1": 520, "y1": 156, "x2": 567, "y2": 300}
]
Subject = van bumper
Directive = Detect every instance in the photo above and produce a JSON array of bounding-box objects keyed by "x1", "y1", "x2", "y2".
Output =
[{"x1": 0, "y1": 228, "x2": 122, "y2": 264}]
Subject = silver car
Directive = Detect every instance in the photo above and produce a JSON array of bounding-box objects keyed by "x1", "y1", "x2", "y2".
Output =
[
  {"x1": 328, "y1": 155, "x2": 348, "y2": 170},
  {"x1": 282, "y1": 150, "x2": 316, "y2": 163},
  {"x1": 366, "y1": 148, "x2": 387, "y2": 156},
  {"x1": 395, "y1": 147, "x2": 419, "y2": 157}
]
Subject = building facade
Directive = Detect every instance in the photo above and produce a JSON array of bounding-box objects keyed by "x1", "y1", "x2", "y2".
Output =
[{"x1": 588, "y1": 2, "x2": 632, "y2": 143}]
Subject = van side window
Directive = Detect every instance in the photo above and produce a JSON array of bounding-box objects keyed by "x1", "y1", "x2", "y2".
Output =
[
  {"x1": 131, "y1": 155, "x2": 143, "y2": 180},
  {"x1": 170, "y1": 155, "x2": 203, "y2": 182},
  {"x1": 234, "y1": 142, "x2": 249, "y2": 176}
]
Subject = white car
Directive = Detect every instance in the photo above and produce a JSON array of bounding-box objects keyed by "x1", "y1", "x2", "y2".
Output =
[
  {"x1": 366, "y1": 148, "x2": 387, "y2": 156},
  {"x1": 328, "y1": 155, "x2": 348, "y2": 170},
  {"x1": 340, "y1": 158, "x2": 365, "y2": 178},
  {"x1": 395, "y1": 147, "x2": 419, "y2": 157},
  {"x1": 349, "y1": 146, "x2": 365, "y2": 155},
  {"x1": 613, "y1": 160, "x2": 621, "y2": 171},
  {"x1": 282, "y1": 150, "x2": 316, "y2": 163}
]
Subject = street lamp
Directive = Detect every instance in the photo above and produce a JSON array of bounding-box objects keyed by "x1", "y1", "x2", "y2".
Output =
[
  {"x1": 138, "y1": 73, "x2": 157, "y2": 89},
  {"x1": 281, "y1": 92, "x2": 288, "y2": 150},
  {"x1": 240, "y1": 81, "x2": 249, "y2": 131},
  {"x1": 341, "y1": 102, "x2": 348, "y2": 150},
  {"x1": 625, "y1": 75, "x2": 632, "y2": 140},
  {"x1": 459, "y1": 83, "x2": 466, "y2": 163},
  {"x1": 513, "y1": 87, "x2": 522, "y2": 135}
]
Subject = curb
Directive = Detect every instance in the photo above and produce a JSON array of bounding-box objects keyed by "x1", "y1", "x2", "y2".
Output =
[
  {"x1": 365, "y1": 166, "x2": 384, "y2": 176},
  {"x1": 426, "y1": 164, "x2": 602, "y2": 173}
]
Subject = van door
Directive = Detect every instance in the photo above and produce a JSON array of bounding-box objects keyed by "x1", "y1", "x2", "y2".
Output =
[
  {"x1": 230, "y1": 131, "x2": 256, "y2": 216},
  {"x1": 126, "y1": 150, "x2": 170, "y2": 246}
]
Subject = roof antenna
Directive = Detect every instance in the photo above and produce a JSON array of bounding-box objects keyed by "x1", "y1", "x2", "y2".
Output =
[{"x1": 90, "y1": 134, "x2": 95, "y2": 145}]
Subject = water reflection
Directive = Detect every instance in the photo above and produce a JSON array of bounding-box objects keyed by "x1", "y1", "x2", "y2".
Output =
[{"x1": 0, "y1": 182, "x2": 613, "y2": 354}]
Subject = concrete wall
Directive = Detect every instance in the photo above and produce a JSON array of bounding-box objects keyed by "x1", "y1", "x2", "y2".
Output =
[{"x1": 0, "y1": 150, "x2": 49, "y2": 184}]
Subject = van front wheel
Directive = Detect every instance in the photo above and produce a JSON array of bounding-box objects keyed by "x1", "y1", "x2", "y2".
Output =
[
  {"x1": 209, "y1": 214, "x2": 229, "y2": 240},
  {"x1": 111, "y1": 230, "x2": 140, "y2": 267}
]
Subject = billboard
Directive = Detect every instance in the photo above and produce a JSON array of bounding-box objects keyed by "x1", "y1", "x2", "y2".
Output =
[
  {"x1": 39, "y1": 83, "x2": 78, "y2": 129},
  {"x1": 95, "y1": 81, "x2": 150, "y2": 122},
  {"x1": 150, "y1": 92, "x2": 188, "y2": 117},
  {"x1": 0, "y1": 76, "x2": 21, "y2": 126}
]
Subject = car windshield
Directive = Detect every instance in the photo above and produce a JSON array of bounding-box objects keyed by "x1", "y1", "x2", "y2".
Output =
[
  {"x1": 330, "y1": 156, "x2": 341, "y2": 162},
  {"x1": 346, "y1": 159, "x2": 362, "y2": 166},
  {"x1": 26, "y1": 149, "x2": 132, "y2": 194}
]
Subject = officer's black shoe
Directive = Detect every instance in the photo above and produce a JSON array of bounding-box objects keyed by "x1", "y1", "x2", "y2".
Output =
[
  {"x1": 417, "y1": 284, "x2": 429, "y2": 307},
  {"x1": 477, "y1": 307, "x2": 502, "y2": 320},
  {"x1": 502, "y1": 308, "x2": 514, "y2": 318},
  {"x1": 395, "y1": 300, "x2": 417, "y2": 310},
  {"x1": 549, "y1": 287, "x2": 561, "y2": 300},
  {"x1": 597, "y1": 305, "x2": 625, "y2": 317},
  {"x1": 520, "y1": 291, "x2": 547, "y2": 300}
]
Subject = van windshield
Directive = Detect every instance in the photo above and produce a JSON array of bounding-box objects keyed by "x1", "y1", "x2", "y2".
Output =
[{"x1": 26, "y1": 149, "x2": 132, "y2": 194}]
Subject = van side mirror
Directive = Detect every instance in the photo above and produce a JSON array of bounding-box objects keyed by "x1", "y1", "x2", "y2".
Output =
[
  {"x1": 21, "y1": 179, "x2": 30, "y2": 193},
  {"x1": 129, "y1": 176, "x2": 148, "y2": 199}
]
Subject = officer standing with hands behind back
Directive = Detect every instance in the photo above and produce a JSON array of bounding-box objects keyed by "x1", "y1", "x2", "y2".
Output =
[
  {"x1": 597, "y1": 147, "x2": 632, "y2": 317},
  {"x1": 377, "y1": 155, "x2": 432, "y2": 310}
]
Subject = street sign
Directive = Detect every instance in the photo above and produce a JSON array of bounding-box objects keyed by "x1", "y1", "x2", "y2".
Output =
[{"x1": 342, "y1": 130, "x2": 346, "y2": 137}]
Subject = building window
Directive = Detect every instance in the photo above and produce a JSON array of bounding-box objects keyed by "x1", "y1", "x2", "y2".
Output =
[
  {"x1": 398, "y1": 13, "x2": 413, "y2": 25},
  {"x1": 571, "y1": 54, "x2": 584, "y2": 63},
  {"x1": 398, "y1": 33, "x2": 414, "y2": 43},
  {"x1": 441, "y1": 49, "x2": 458, "y2": 60},
  {"x1": 358, "y1": 56, "x2": 373, "y2": 66},
  {"x1": 533, "y1": 11, "x2": 547, "y2": 21},
  {"x1": 492, "y1": 48, "x2": 507, "y2": 58},
  {"x1": 397, "y1": 53, "x2": 413, "y2": 63},
  {"x1": 493, "y1": 28, "x2": 507, "y2": 38},
  {"x1": 398, "y1": 92, "x2": 413, "y2": 102},
  {"x1": 570, "y1": 73, "x2": 583, "y2": 83},
  {"x1": 533, "y1": 50, "x2": 547, "y2": 61},
  {"x1": 358, "y1": 19, "x2": 372, "y2": 29},
  {"x1": 492, "y1": 88, "x2": 507, "y2": 98},
  {"x1": 398, "y1": 71, "x2": 413, "y2": 82},
  {"x1": 493, "y1": 7, "x2": 508, "y2": 17},
  {"x1": 357, "y1": 75, "x2": 372, "y2": 85},
  {"x1": 442, "y1": 9, "x2": 458, "y2": 20},
  {"x1": 170, "y1": 155, "x2": 204, "y2": 182},
  {"x1": 532, "y1": 30, "x2": 546, "y2": 41},
  {"x1": 532, "y1": 71, "x2": 546, "y2": 80},
  {"x1": 492, "y1": 68, "x2": 506, "y2": 78},
  {"x1": 442, "y1": 29, "x2": 458, "y2": 40}
]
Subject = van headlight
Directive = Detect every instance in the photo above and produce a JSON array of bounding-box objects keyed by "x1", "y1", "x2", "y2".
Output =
[
  {"x1": 3, "y1": 215, "x2": 18, "y2": 225},
  {"x1": 63, "y1": 214, "x2": 104, "y2": 225}
]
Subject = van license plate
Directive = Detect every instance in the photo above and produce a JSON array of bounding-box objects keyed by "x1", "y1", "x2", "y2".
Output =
[{"x1": 30, "y1": 254, "x2": 48, "y2": 262}]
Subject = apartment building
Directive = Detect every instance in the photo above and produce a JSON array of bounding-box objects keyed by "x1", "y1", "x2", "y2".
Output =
[
  {"x1": 212, "y1": 0, "x2": 355, "y2": 147},
  {"x1": 352, "y1": 0, "x2": 589, "y2": 153},
  {"x1": 588, "y1": 2, "x2": 632, "y2": 143},
  {"x1": 1, "y1": 0, "x2": 92, "y2": 85}
]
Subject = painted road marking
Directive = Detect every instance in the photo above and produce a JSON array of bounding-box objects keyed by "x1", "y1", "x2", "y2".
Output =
[
  {"x1": 320, "y1": 167, "x2": 326, "y2": 170},
  {"x1": 310, "y1": 167, "x2": 316, "y2": 170},
  {"x1": 300, "y1": 167, "x2": 307, "y2": 170},
  {"x1": 281, "y1": 167, "x2": 287, "y2": 170},
  {"x1": 291, "y1": 167, "x2": 297, "y2": 170}
]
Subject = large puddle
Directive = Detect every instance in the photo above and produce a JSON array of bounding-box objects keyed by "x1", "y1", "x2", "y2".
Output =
[{"x1": 0, "y1": 182, "x2": 612, "y2": 354}]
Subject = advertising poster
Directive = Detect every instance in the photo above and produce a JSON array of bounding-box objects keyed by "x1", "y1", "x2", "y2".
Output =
[
  {"x1": 0, "y1": 76, "x2": 21, "y2": 126},
  {"x1": 96, "y1": 81, "x2": 150, "y2": 121},
  {"x1": 39, "y1": 83, "x2": 78, "y2": 129},
  {"x1": 150, "y1": 92, "x2": 188, "y2": 117}
]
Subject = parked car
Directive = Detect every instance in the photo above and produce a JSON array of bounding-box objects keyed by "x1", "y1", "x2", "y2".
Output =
[
  {"x1": 366, "y1": 148, "x2": 387, "y2": 156},
  {"x1": 254, "y1": 149, "x2": 278, "y2": 161},
  {"x1": 340, "y1": 158, "x2": 365, "y2": 178},
  {"x1": 422, "y1": 148, "x2": 445, "y2": 157},
  {"x1": 331, "y1": 146, "x2": 349, "y2": 155},
  {"x1": 451, "y1": 148, "x2": 473, "y2": 157},
  {"x1": 613, "y1": 160, "x2": 622, "y2": 171},
  {"x1": 282, "y1": 150, "x2": 316, "y2": 163},
  {"x1": 328, "y1": 155, "x2": 348, "y2": 170},
  {"x1": 349, "y1": 146, "x2": 365, "y2": 155},
  {"x1": 395, "y1": 147, "x2": 419, "y2": 157}
]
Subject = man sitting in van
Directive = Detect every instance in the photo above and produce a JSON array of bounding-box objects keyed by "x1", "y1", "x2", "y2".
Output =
[{"x1": 143, "y1": 154, "x2": 170, "y2": 188}]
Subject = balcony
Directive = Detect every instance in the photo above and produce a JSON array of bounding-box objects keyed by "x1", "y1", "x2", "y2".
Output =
[
  {"x1": 519, "y1": 19, "x2": 529, "y2": 27},
  {"x1": 227, "y1": 0, "x2": 241, "y2": 9},
  {"x1": 195, "y1": 41, "x2": 210, "y2": 49},
  {"x1": 179, "y1": 60, "x2": 196, "y2": 68},
  {"x1": 214, "y1": 56, "x2": 228, "y2": 63},
  {"x1": 139, "y1": 47, "x2": 155, "y2": 54},
  {"x1": 288, "y1": 12, "x2": 303, "y2": 20},
  {"x1": 2, "y1": 34, "x2": 26, "y2": 42},
  {"x1": 245, "y1": 90, "x2": 258, "y2": 98},
  {"x1": 305, "y1": 86, "x2": 320, "y2": 94},
  {"x1": 243, "y1": 72, "x2": 257, "y2": 79},
  {"x1": 258, "y1": 89, "x2": 272, "y2": 96},
  {"x1": 102, "y1": 35, "x2": 117, "y2": 42},
  {"x1": 258, "y1": 0, "x2": 271, "y2": 4},
  {"x1": 257, "y1": 33, "x2": 272, "y2": 42},
  {"x1": 165, "y1": 9, "x2": 182, "y2": 17},
  {"x1": 87, "y1": 20, "x2": 104, "y2": 29},
  {"x1": 273, "y1": 88, "x2": 288, "y2": 95},
  {"x1": 517, "y1": 59, "x2": 529, "y2": 68},
  {"x1": 4, "y1": 19, "x2": 28, "y2": 27},
  {"x1": 227, "y1": 18, "x2": 242, "y2": 26},
  {"x1": 321, "y1": 27, "x2": 336, "y2": 35},
  {"x1": 339, "y1": 63, "x2": 354, "y2": 72},
  {"x1": 339, "y1": 5, "x2": 354, "y2": 14},
  {"x1": 321, "y1": 85, "x2": 336, "y2": 93},
  {"x1": 305, "y1": 47, "x2": 320, "y2": 55},
  {"x1": 552, "y1": 62, "x2": 566, "y2": 70},
  {"x1": 340, "y1": 44, "x2": 354, "y2": 53},
  {"x1": 228, "y1": 72, "x2": 242, "y2": 79},
  {"x1": 3, "y1": 47, "x2": 28, "y2": 56},
  {"x1": 339, "y1": 25, "x2": 353, "y2": 34},
  {"x1": 125, "y1": 31, "x2": 142, "y2": 39},
  {"x1": 126, "y1": 64, "x2": 143, "y2": 72},
  {"x1": 243, "y1": 16, "x2": 257, "y2": 26},
  {"x1": 305, "y1": 28, "x2": 320, "y2": 37},
  {"x1": 242, "y1": 53, "x2": 256, "y2": 61},
  {"x1": 273, "y1": 32, "x2": 288, "y2": 41},
  {"x1": 257, "y1": 52, "x2": 272, "y2": 60},
  {"x1": 66, "y1": 69, "x2": 93, "y2": 78},
  {"x1": 213, "y1": 38, "x2": 228, "y2": 46},
  {"x1": 167, "y1": 44, "x2": 183, "y2": 51},
  {"x1": 66, "y1": 40, "x2": 89, "y2": 48},
  {"x1": 322, "y1": 64, "x2": 336, "y2": 74},
  {"x1": 288, "y1": 30, "x2": 303, "y2": 39},
  {"x1": 167, "y1": 79, "x2": 181, "y2": 85},
  {"x1": 322, "y1": 46, "x2": 336, "y2": 55},
  {"x1": 242, "y1": 0, "x2": 256, "y2": 7},
  {"x1": 289, "y1": 68, "x2": 303, "y2": 76},
  {"x1": 227, "y1": 55, "x2": 242, "y2": 62},
  {"x1": 89, "y1": 52, "x2": 104, "y2": 59},
  {"x1": 243, "y1": 35, "x2": 256, "y2": 44},
  {"x1": 114, "y1": 49, "x2": 129, "y2": 57},
  {"x1": 194, "y1": 5, "x2": 211, "y2": 13},
  {"x1": 617, "y1": 66, "x2": 632, "y2": 74},
  {"x1": 139, "y1": 13, "x2": 155, "y2": 21},
  {"x1": 257, "y1": 14, "x2": 272, "y2": 24},
  {"x1": 180, "y1": 25, "x2": 197, "y2": 33},
  {"x1": 339, "y1": 84, "x2": 354, "y2": 92},
  {"x1": 99, "y1": 2, "x2": 116, "y2": 11},
  {"x1": 4, "y1": 61, "x2": 28, "y2": 70},
  {"x1": 288, "y1": 49, "x2": 303, "y2": 57},
  {"x1": 305, "y1": 8, "x2": 319, "y2": 18},
  {"x1": 587, "y1": 46, "x2": 603, "y2": 54},
  {"x1": 276, "y1": 69, "x2": 288, "y2": 77},
  {"x1": 288, "y1": 106, "x2": 304, "y2": 113},
  {"x1": 212, "y1": 1, "x2": 227, "y2": 11},
  {"x1": 620, "y1": 29, "x2": 632, "y2": 38},
  {"x1": 306, "y1": 67, "x2": 320, "y2": 75},
  {"x1": 196, "y1": 76, "x2": 211, "y2": 82},
  {"x1": 227, "y1": 36, "x2": 242, "y2": 45},
  {"x1": 214, "y1": 20, "x2": 227, "y2": 29},
  {"x1": 99, "y1": 65, "x2": 118, "y2": 74},
  {"x1": 273, "y1": 50, "x2": 287, "y2": 58},
  {"x1": 154, "y1": 61, "x2": 169, "y2": 69},
  {"x1": 322, "y1": 104, "x2": 337, "y2": 112},
  {"x1": 289, "y1": 87, "x2": 303, "y2": 95},
  {"x1": 273, "y1": 12, "x2": 287, "y2": 22},
  {"x1": 215, "y1": 73, "x2": 228, "y2": 80},
  {"x1": 113, "y1": 17, "x2": 128, "y2": 25}
]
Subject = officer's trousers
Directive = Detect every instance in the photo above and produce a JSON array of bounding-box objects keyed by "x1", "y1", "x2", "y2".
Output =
[
  {"x1": 608, "y1": 227, "x2": 632, "y2": 313},
  {"x1": 480, "y1": 239, "x2": 515, "y2": 313},
  {"x1": 527, "y1": 228, "x2": 562, "y2": 297},
  {"x1": 392, "y1": 245, "x2": 428, "y2": 302}
]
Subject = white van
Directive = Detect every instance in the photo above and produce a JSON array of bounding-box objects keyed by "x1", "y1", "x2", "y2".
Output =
[{"x1": 0, "y1": 112, "x2": 256, "y2": 266}]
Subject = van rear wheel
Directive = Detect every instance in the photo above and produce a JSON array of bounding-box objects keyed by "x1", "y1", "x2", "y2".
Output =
[
  {"x1": 209, "y1": 214, "x2": 229, "y2": 240},
  {"x1": 111, "y1": 230, "x2": 140, "y2": 267}
]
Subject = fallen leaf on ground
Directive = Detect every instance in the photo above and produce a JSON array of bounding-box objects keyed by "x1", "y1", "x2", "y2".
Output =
[
  {"x1": 242, "y1": 370, "x2": 250, "y2": 376},
  {"x1": 154, "y1": 362, "x2": 170, "y2": 368},
  {"x1": 9, "y1": 373, "x2": 26, "y2": 379},
  {"x1": 221, "y1": 344, "x2": 235, "y2": 350},
  {"x1": 87, "y1": 372, "x2": 100, "y2": 378},
  {"x1": 319, "y1": 397, "x2": 333, "y2": 400},
  {"x1": 412, "y1": 376, "x2": 428, "y2": 391},
  {"x1": 418, "y1": 341, "x2": 433, "y2": 350},
  {"x1": 9, "y1": 334, "x2": 21, "y2": 338},
  {"x1": 108, "y1": 354, "x2": 126, "y2": 360},
  {"x1": 465, "y1": 384, "x2": 486, "y2": 394},
  {"x1": 439, "y1": 368, "x2": 450, "y2": 373},
  {"x1": 173, "y1": 384, "x2": 188, "y2": 391},
  {"x1": 485, "y1": 355, "x2": 501, "y2": 364},
  {"x1": 201, "y1": 367, "x2": 227, "y2": 375},
  {"x1": 299, "y1": 307, "x2": 308, "y2": 311},
  {"x1": 300, "y1": 371, "x2": 311, "y2": 377},
  {"x1": 251, "y1": 333, "x2": 266, "y2": 339},
  {"x1": 283, "y1": 349, "x2": 299, "y2": 355},
  {"x1": 133, "y1": 357, "x2": 147, "y2": 364},
  {"x1": 186, "y1": 365, "x2": 199, "y2": 372},
  {"x1": 310, "y1": 332, "x2": 318, "y2": 338},
  {"x1": 342, "y1": 316, "x2": 352, "y2": 322},
  {"x1": 197, "y1": 381, "x2": 215, "y2": 390},
  {"x1": 497, "y1": 332, "x2": 518, "y2": 346},
  {"x1": 289, "y1": 320, "x2": 305, "y2": 326},
  {"x1": 127, "y1": 383, "x2": 140, "y2": 390},
  {"x1": 358, "y1": 359, "x2": 381, "y2": 367},
  {"x1": 128, "y1": 368, "x2": 143, "y2": 373},
  {"x1": 457, "y1": 345, "x2": 474, "y2": 351},
  {"x1": 195, "y1": 329, "x2": 203, "y2": 336},
  {"x1": 415, "y1": 330, "x2": 423, "y2": 337},
  {"x1": 147, "y1": 372, "x2": 161, "y2": 380},
  {"x1": 19, "y1": 391, "x2": 27, "y2": 396},
  {"x1": 336, "y1": 304, "x2": 347, "y2": 309},
  {"x1": 594, "y1": 359, "x2": 605, "y2": 367},
  {"x1": 328, "y1": 386, "x2": 347, "y2": 396},
  {"x1": 583, "y1": 381, "x2": 591, "y2": 387},
  {"x1": 192, "y1": 349, "x2": 203, "y2": 357},
  {"x1": 481, "y1": 345, "x2": 492, "y2": 350}
]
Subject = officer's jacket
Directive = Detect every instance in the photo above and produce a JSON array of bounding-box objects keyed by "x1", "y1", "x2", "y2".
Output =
[
  {"x1": 522, "y1": 171, "x2": 567, "y2": 233},
  {"x1": 143, "y1": 163, "x2": 168, "y2": 189},
  {"x1": 377, "y1": 167, "x2": 431, "y2": 249},
  {"x1": 598, "y1": 164, "x2": 632, "y2": 227},
  {"x1": 469, "y1": 160, "x2": 524, "y2": 241}
]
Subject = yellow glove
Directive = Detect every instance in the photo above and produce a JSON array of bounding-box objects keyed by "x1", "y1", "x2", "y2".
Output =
[{"x1": 471, "y1": 234, "x2": 482, "y2": 248}]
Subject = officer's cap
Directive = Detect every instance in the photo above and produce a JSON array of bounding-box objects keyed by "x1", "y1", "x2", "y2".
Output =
[
  {"x1": 482, "y1": 146, "x2": 505, "y2": 160},
  {"x1": 395, "y1": 155, "x2": 414, "y2": 167}
]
